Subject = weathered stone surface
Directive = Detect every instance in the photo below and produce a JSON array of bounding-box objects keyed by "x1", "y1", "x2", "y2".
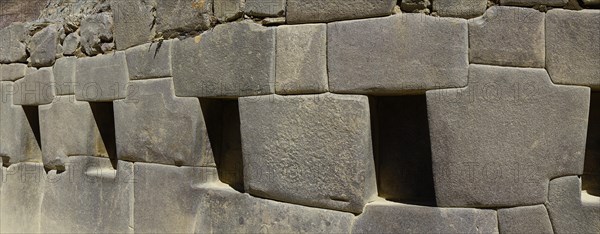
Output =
[
  {"x1": 276, "y1": 24, "x2": 328, "y2": 94},
  {"x1": 239, "y1": 93, "x2": 377, "y2": 213},
  {"x1": 500, "y1": 0, "x2": 568, "y2": 6},
  {"x1": 80, "y1": 12, "x2": 113, "y2": 56},
  {"x1": 287, "y1": 0, "x2": 396, "y2": 24},
  {"x1": 172, "y1": 21, "x2": 275, "y2": 97},
  {"x1": 427, "y1": 65, "x2": 590, "y2": 207},
  {"x1": 115, "y1": 78, "x2": 213, "y2": 166},
  {"x1": 433, "y1": 0, "x2": 487, "y2": 18},
  {"x1": 546, "y1": 9, "x2": 600, "y2": 90},
  {"x1": 125, "y1": 41, "x2": 172, "y2": 80},
  {"x1": 75, "y1": 51, "x2": 128, "y2": 101},
  {"x1": 112, "y1": 0, "x2": 155, "y2": 50},
  {"x1": 53, "y1": 57, "x2": 77, "y2": 95},
  {"x1": 244, "y1": 0, "x2": 286, "y2": 17},
  {"x1": 497, "y1": 205, "x2": 553, "y2": 234},
  {"x1": 40, "y1": 157, "x2": 133, "y2": 233},
  {"x1": 0, "y1": 82, "x2": 42, "y2": 164},
  {"x1": 215, "y1": 0, "x2": 243, "y2": 21},
  {"x1": 469, "y1": 6, "x2": 545, "y2": 68},
  {"x1": 134, "y1": 162, "x2": 218, "y2": 233},
  {"x1": 13, "y1": 67, "x2": 56, "y2": 105},
  {"x1": 155, "y1": 0, "x2": 213, "y2": 34},
  {"x1": 28, "y1": 25, "x2": 59, "y2": 67},
  {"x1": 39, "y1": 96, "x2": 107, "y2": 170},
  {"x1": 547, "y1": 176, "x2": 600, "y2": 233},
  {"x1": 352, "y1": 201, "x2": 498, "y2": 233},
  {"x1": 583, "y1": 0, "x2": 600, "y2": 6},
  {"x1": 0, "y1": 63, "x2": 27, "y2": 81},
  {"x1": 62, "y1": 32, "x2": 80, "y2": 56},
  {"x1": 194, "y1": 185, "x2": 355, "y2": 233},
  {"x1": 0, "y1": 162, "x2": 46, "y2": 233},
  {"x1": 400, "y1": 0, "x2": 431, "y2": 13},
  {"x1": 328, "y1": 14, "x2": 468, "y2": 94},
  {"x1": 0, "y1": 23, "x2": 29, "y2": 63}
]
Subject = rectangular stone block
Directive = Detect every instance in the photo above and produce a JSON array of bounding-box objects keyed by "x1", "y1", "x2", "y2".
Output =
[
  {"x1": 155, "y1": 0, "x2": 212, "y2": 34},
  {"x1": 215, "y1": 0, "x2": 243, "y2": 21},
  {"x1": 53, "y1": 56, "x2": 77, "y2": 95},
  {"x1": 0, "y1": 162, "x2": 46, "y2": 233},
  {"x1": 244, "y1": 0, "x2": 286, "y2": 17},
  {"x1": 115, "y1": 78, "x2": 214, "y2": 167},
  {"x1": 498, "y1": 205, "x2": 553, "y2": 234},
  {"x1": 125, "y1": 40, "x2": 172, "y2": 80},
  {"x1": 276, "y1": 24, "x2": 328, "y2": 94},
  {"x1": 546, "y1": 9, "x2": 600, "y2": 90},
  {"x1": 239, "y1": 93, "x2": 377, "y2": 213},
  {"x1": 13, "y1": 67, "x2": 55, "y2": 105},
  {"x1": 0, "y1": 63, "x2": 27, "y2": 81},
  {"x1": 547, "y1": 176, "x2": 600, "y2": 233},
  {"x1": 0, "y1": 23, "x2": 28, "y2": 63},
  {"x1": 75, "y1": 51, "x2": 128, "y2": 101},
  {"x1": 287, "y1": 0, "x2": 396, "y2": 24},
  {"x1": 172, "y1": 21, "x2": 275, "y2": 97},
  {"x1": 111, "y1": 0, "x2": 156, "y2": 50},
  {"x1": 433, "y1": 0, "x2": 487, "y2": 18},
  {"x1": 328, "y1": 14, "x2": 468, "y2": 95},
  {"x1": 469, "y1": 6, "x2": 545, "y2": 68},
  {"x1": 500, "y1": 0, "x2": 568, "y2": 6}
]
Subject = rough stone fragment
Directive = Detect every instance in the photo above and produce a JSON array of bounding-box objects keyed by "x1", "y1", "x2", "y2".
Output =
[
  {"x1": 0, "y1": 23, "x2": 29, "y2": 63},
  {"x1": 547, "y1": 176, "x2": 600, "y2": 233},
  {"x1": 469, "y1": 6, "x2": 545, "y2": 68},
  {"x1": 40, "y1": 157, "x2": 133, "y2": 233},
  {"x1": 0, "y1": 63, "x2": 27, "y2": 81},
  {"x1": 427, "y1": 65, "x2": 590, "y2": 207},
  {"x1": 433, "y1": 0, "x2": 487, "y2": 18},
  {"x1": 172, "y1": 21, "x2": 275, "y2": 97},
  {"x1": 215, "y1": 0, "x2": 243, "y2": 21},
  {"x1": 400, "y1": 0, "x2": 431, "y2": 13},
  {"x1": 62, "y1": 32, "x2": 80, "y2": 55},
  {"x1": 328, "y1": 14, "x2": 468, "y2": 94},
  {"x1": 546, "y1": 9, "x2": 600, "y2": 90},
  {"x1": 39, "y1": 96, "x2": 107, "y2": 170},
  {"x1": 111, "y1": 0, "x2": 156, "y2": 50},
  {"x1": 115, "y1": 78, "x2": 213, "y2": 166},
  {"x1": 155, "y1": 0, "x2": 213, "y2": 34},
  {"x1": 0, "y1": 82, "x2": 42, "y2": 164},
  {"x1": 352, "y1": 201, "x2": 498, "y2": 233},
  {"x1": 276, "y1": 24, "x2": 328, "y2": 94},
  {"x1": 244, "y1": 0, "x2": 286, "y2": 17},
  {"x1": 80, "y1": 12, "x2": 113, "y2": 56},
  {"x1": 134, "y1": 162, "x2": 219, "y2": 233},
  {"x1": 13, "y1": 67, "x2": 55, "y2": 105},
  {"x1": 500, "y1": 0, "x2": 568, "y2": 6},
  {"x1": 125, "y1": 41, "x2": 172, "y2": 80},
  {"x1": 287, "y1": 0, "x2": 396, "y2": 24},
  {"x1": 497, "y1": 205, "x2": 554, "y2": 234},
  {"x1": 28, "y1": 25, "x2": 59, "y2": 67},
  {"x1": 75, "y1": 51, "x2": 128, "y2": 101},
  {"x1": 53, "y1": 56, "x2": 77, "y2": 95},
  {"x1": 0, "y1": 162, "x2": 46, "y2": 233},
  {"x1": 239, "y1": 93, "x2": 377, "y2": 213}
]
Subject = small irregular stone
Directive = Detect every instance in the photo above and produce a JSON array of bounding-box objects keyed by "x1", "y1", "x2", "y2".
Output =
[{"x1": 287, "y1": 0, "x2": 397, "y2": 24}]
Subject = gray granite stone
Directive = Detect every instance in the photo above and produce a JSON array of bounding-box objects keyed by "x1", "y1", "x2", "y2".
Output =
[
  {"x1": 0, "y1": 23, "x2": 28, "y2": 63},
  {"x1": 62, "y1": 32, "x2": 80, "y2": 56},
  {"x1": 112, "y1": 0, "x2": 156, "y2": 50},
  {"x1": 27, "y1": 25, "x2": 60, "y2": 67},
  {"x1": 53, "y1": 56, "x2": 77, "y2": 95},
  {"x1": 0, "y1": 63, "x2": 27, "y2": 81},
  {"x1": 239, "y1": 93, "x2": 377, "y2": 213},
  {"x1": 172, "y1": 21, "x2": 275, "y2": 97},
  {"x1": 427, "y1": 64, "x2": 590, "y2": 207},
  {"x1": 500, "y1": 0, "x2": 568, "y2": 6},
  {"x1": 276, "y1": 24, "x2": 328, "y2": 94},
  {"x1": 114, "y1": 78, "x2": 214, "y2": 167},
  {"x1": 547, "y1": 176, "x2": 600, "y2": 234},
  {"x1": 469, "y1": 6, "x2": 545, "y2": 68},
  {"x1": 546, "y1": 9, "x2": 600, "y2": 90},
  {"x1": 497, "y1": 205, "x2": 553, "y2": 234},
  {"x1": 400, "y1": 0, "x2": 431, "y2": 13},
  {"x1": 75, "y1": 51, "x2": 129, "y2": 101},
  {"x1": 287, "y1": 0, "x2": 396, "y2": 24},
  {"x1": 155, "y1": 0, "x2": 213, "y2": 34},
  {"x1": 433, "y1": 0, "x2": 487, "y2": 18},
  {"x1": 125, "y1": 41, "x2": 172, "y2": 80},
  {"x1": 244, "y1": 0, "x2": 286, "y2": 17},
  {"x1": 80, "y1": 12, "x2": 113, "y2": 56},
  {"x1": 215, "y1": 0, "x2": 243, "y2": 21},
  {"x1": 13, "y1": 67, "x2": 56, "y2": 105},
  {"x1": 0, "y1": 162, "x2": 46, "y2": 233},
  {"x1": 328, "y1": 14, "x2": 468, "y2": 95}
]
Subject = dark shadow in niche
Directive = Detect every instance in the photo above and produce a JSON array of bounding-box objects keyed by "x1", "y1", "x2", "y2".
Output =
[
  {"x1": 200, "y1": 98, "x2": 244, "y2": 192},
  {"x1": 90, "y1": 102, "x2": 118, "y2": 169},
  {"x1": 22, "y1": 105, "x2": 42, "y2": 150},
  {"x1": 370, "y1": 95, "x2": 437, "y2": 206},
  {"x1": 583, "y1": 92, "x2": 599, "y2": 196}
]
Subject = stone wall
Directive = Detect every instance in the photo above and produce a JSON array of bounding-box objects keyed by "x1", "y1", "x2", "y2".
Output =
[{"x1": 0, "y1": 0, "x2": 599, "y2": 233}]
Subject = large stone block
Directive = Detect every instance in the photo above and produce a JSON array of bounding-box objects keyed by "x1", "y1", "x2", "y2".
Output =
[
  {"x1": 0, "y1": 23, "x2": 28, "y2": 63},
  {"x1": 111, "y1": 0, "x2": 156, "y2": 50},
  {"x1": 244, "y1": 0, "x2": 286, "y2": 17},
  {"x1": 39, "y1": 96, "x2": 107, "y2": 170},
  {"x1": 427, "y1": 65, "x2": 590, "y2": 207},
  {"x1": 469, "y1": 6, "x2": 545, "y2": 68},
  {"x1": 172, "y1": 21, "x2": 275, "y2": 97},
  {"x1": 53, "y1": 57, "x2": 77, "y2": 95},
  {"x1": 0, "y1": 63, "x2": 27, "y2": 81},
  {"x1": 40, "y1": 157, "x2": 133, "y2": 233},
  {"x1": 497, "y1": 205, "x2": 553, "y2": 234},
  {"x1": 27, "y1": 25, "x2": 59, "y2": 67},
  {"x1": 547, "y1": 176, "x2": 600, "y2": 233},
  {"x1": 352, "y1": 201, "x2": 498, "y2": 233},
  {"x1": 13, "y1": 67, "x2": 55, "y2": 105},
  {"x1": 287, "y1": 0, "x2": 396, "y2": 24},
  {"x1": 0, "y1": 162, "x2": 46, "y2": 233},
  {"x1": 432, "y1": 0, "x2": 487, "y2": 18},
  {"x1": 125, "y1": 41, "x2": 172, "y2": 80},
  {"x1": 155, "y1": 0, "x2": 213, "y2": 34},
  {"x1": 115, "y1": 78, "x2": 214, "y2": 166},
  {"x1": 546, "y1": 9, "x2": 600, "y2": 90},
  {"x1": 75, "y1": 51, "x2": 129, "y2": 101},
  {"x1": 0, "y1": 82, "x2": 42, "y2": 164},
  {"x1": 276, "y1": 24, "x2": 328, "y2": 94},
  {"x1": 239, "y1": 93, "x2": 377, "y2": 213},
  {"x1": 328, "y1": 14, "x2": 468, "y2": 94},
  {"x1": 500, "y1": 0, "x2": 568, "y2": 6}
]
